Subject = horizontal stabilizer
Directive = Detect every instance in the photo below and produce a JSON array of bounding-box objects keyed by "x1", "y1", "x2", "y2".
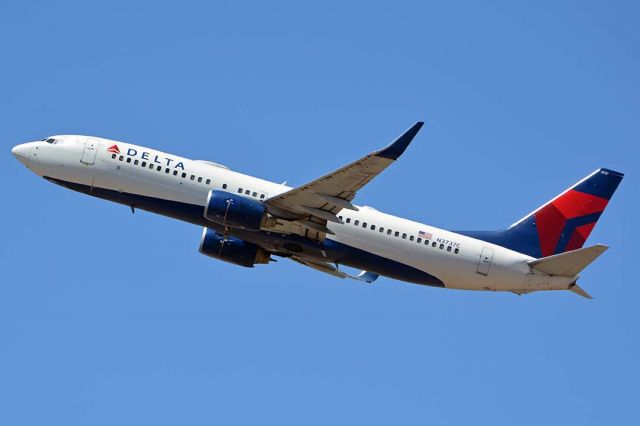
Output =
[
  {"x1": 528, "y1": 244, "x2": 608, "y2": 277},
  {"x1": 568, "y1": 283, "x2": 594, "y2": 299}
]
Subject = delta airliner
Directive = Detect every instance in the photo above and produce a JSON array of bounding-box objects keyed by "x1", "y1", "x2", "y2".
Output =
[{"x1": 12, "y1": 123, "x2": 623, "y2": 298}]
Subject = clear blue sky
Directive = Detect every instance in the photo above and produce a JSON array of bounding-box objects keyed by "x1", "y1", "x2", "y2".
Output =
[{"x1": 1, "y1": 1, "x2": 638, "y2": 424}]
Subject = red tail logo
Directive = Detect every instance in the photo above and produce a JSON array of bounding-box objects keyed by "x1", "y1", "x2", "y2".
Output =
[{"x1": 107, "y1": 144, "x2": 120, "y2": 154}]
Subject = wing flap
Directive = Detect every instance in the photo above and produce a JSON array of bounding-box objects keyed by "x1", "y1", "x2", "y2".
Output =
[
  {"x1": 290, "y1": 257, "x2": 347, "y2": 279},
  {"x1": 290, "y1": 257, "x2": 379, "y2": 283}
]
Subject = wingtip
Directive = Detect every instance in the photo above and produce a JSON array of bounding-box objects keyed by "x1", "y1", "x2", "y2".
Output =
[{"x1": 376, "y1": 121, "x2": 425, "y2": 160}]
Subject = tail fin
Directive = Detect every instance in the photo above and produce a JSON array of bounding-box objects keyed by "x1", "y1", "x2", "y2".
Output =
[{"x1": 458, "y1": 168, "x2": 623, "y2": 258}]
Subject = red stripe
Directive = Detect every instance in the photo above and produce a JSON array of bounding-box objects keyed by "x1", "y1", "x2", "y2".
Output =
[
  {"x1": 565, "y1": 229, "x2": 587, "y2": 252},
  {"x1": 575, "y1": 222, "x2": 596, "y2": 240},
  {"x1": 535, "y1": 204, "x2": 566, "y2": 257},
  {"x1": 553, "y1": 190, "x2": 608, "y2": 219}
]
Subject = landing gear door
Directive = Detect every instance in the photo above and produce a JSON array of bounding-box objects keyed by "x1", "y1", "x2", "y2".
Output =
[
  {"x1": 80, "y1": 138, "x2": 100, "y2": 165},
  {"x1": 476, "y1": 247, "x2": 494, "y2": 276}
]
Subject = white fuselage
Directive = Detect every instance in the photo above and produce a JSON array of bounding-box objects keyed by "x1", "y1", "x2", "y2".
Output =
[{"x1": 13, "y1": 135, "x2": 576, "y2": 294}]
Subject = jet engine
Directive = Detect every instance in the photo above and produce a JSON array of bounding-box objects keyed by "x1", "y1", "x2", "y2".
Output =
[
  {"x1": 199, "y1": 227, "x2": 271, "y2": 267},
  {"x1": 204, "y1": 190, "x2": 271, "y2": 230}
]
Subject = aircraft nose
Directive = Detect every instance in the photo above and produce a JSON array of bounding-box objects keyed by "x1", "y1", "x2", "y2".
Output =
[{"x1": 12, "y1": 143, "x2": 32, "y2": 166}]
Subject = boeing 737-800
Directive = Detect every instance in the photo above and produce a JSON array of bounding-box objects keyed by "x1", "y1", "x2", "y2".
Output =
[{"x1": 12, "y1": 123, "x2": 623, "y2": 298}]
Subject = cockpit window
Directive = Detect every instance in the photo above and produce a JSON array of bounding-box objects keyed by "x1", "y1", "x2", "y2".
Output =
[{"x1": 44, "y1": 138, "x2": 57, "y2": 144}]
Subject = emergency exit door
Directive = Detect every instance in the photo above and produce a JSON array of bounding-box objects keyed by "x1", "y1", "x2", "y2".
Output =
[
  {"x1": 80, "y1": 138, "x2": 100, "y2": 165},
  {"x1": 476, "y1": 247, "x2": 494, "y2": 276}
]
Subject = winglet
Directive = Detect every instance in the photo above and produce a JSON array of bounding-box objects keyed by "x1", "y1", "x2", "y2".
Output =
[{"x1": 376, "y1": 121, "x2": 424, "y2": 160}]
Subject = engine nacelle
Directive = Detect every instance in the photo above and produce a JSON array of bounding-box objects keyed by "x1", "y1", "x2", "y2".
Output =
[
  {"x1": 199, "y1": 228, "x2": 270, "y2": 267},
  {"x1": 204, "y1": 190, "x2": 267, "y2": 230}
]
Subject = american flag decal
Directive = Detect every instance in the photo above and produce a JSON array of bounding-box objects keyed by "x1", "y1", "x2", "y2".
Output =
[{"x1": 419, "y1": 230, "x2": 432, "y2": 240}]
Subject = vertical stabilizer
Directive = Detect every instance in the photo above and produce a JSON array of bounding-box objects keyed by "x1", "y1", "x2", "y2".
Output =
[{"x1": 458, "y1": 168, "x2": 623, "y2": 258}]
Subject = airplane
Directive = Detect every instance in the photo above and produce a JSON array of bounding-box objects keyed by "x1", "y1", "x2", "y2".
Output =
[{"x1": 12, "y1": 122, "x2": 623, "y2": 298}]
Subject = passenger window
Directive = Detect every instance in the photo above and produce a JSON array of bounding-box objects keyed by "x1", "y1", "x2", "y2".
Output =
[
  {"x1": 354, "y1": 220, "x2": 359, "y2": 226},
  {"x1": 166, "y1": 168, "x2": 170, "y2": 173},
  {"x1": 238, "y1": 188, "x2": 243, "y2": 193},
  {"x1": 387, "y1": 229, "x2": 392, "y2": 235},
  {"x1": 371, "y1": 225, "x2": 375, "y2": 230},
  {"x1": 439, "y1": 244, "x2": 444, "y2": 249},
  {"x1": 141, "y1": 161, "x2": 146, "y2": 167},
  {"x1": 198, "y1": 177, "x2": 202, "y2": 183},
  {"x1": 134, "y1": 159, "x2": 139, "y2": 165},
  {"x1": 181, "y1": 172, "x2": 187, "y2": 178},
  {"x1": 425, "y1": 240, "x2": 430, "y2": 245},
  {"x1": 190, "y1": 175, "x2": 195, "y2": 180},
  {"x1": 379, "y1": 227, "x2": 384, "y2": 233},
  {"x1": 119, "y1": 155, "x2": 124, "y2": 161},
  {"x1": 339, "y1": 216, "x2": 343, "y2": 220},
  {"x1": 206, "y1": 179, "x2": 211, "y2": 185},
  {"x1": 402, "y1": 233, "x2": 407, "y2": 239},
  {"x1": 157, "y1": 166, "x2": 162, "y2": 171},
  {"x1": 394, "y1": 231, "x2": 399, "y2": 237},
  {"x1": 112, "y1": 154, "x2": 116, "y2": 159},
  {"x1": 173, "y1": 170, "x2": 178, "y2": 176},
  {"x1": 260, "y1": 194, "x2": 265, "y2": 199},
  {"x1": 447, "y1": 246, "x2": 452, "y2": 252},
  {"x1": 252, "y1": 191, "x2": 257, "y2": 197},
  {"x1": 245, "y1": 190, "x2": 250, "y2": 195},
  {"x1": 346, "y1": 218, "x2": 351, "y2": 223},
  {"x1": 362, "y1": 222, "x2": 367, "y2": 228},
  {"x1": 417, "y1": 237, "x2": 422, "y2": 243},
  {"x1": 432, "y1": 242, "x2": 437, "y2": 247},
  {"x1": 410, "y1": 235, "x2": 414, "y2": 241},
  {"x1": 454, "y1": 248, "x2": 460, "y2": 254},
  {"x1": 222, "y1": 183, "x2": 227, "y2": 189},
  {"x1": 126, "y1": 158, "x2": 131, "y2": 163},
  {"x1": 149, "y1": 163, "x2": 154, "y2": 169}
]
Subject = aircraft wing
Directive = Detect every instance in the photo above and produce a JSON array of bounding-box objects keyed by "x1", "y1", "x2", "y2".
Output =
[
  {"x1": 289, "y1": 256, "x2": 379, "y2": 283},
  {"x1": 264, "y1": 122, "x2": 424, "y2": 236}
]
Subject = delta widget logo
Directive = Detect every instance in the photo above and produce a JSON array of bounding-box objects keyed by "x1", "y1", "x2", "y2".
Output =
[{"x1": 107, "y1": 144, "x2": 120, "y2": 154}]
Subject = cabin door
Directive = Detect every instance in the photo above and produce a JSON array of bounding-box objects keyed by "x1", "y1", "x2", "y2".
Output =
[
  {"x1": 80, "y1": 138, "x2": 100, "y2": 165},
  {"x1": 476, "y1": 247, "x2": 494, "y2": 276}
]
